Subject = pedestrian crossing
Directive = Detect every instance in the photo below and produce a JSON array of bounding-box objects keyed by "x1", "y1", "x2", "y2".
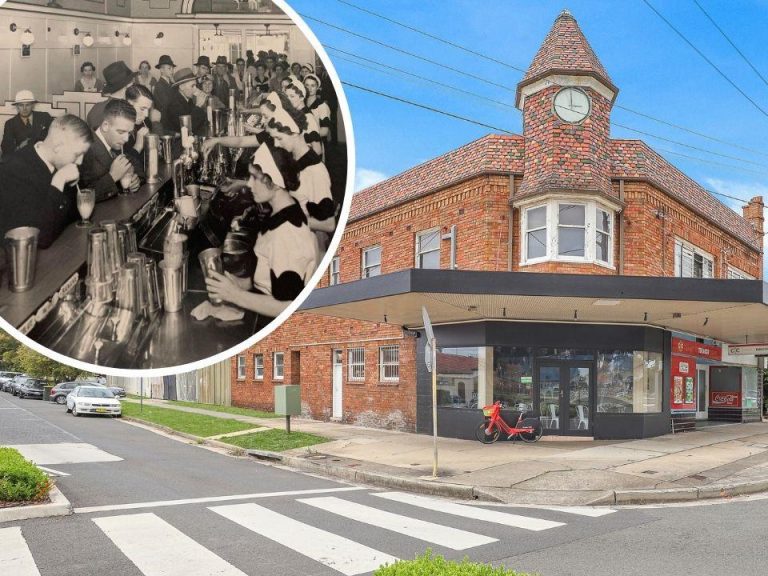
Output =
[{"x1": 2, "y1": 491, "x2": 618, "y2": 576}]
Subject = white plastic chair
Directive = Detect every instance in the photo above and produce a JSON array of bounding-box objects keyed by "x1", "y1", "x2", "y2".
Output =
[
  {"x1": 548, "y1": 404, "x2": 559, "y2": 429},
  {"x1": 576, "y1": 405, "x2": 589, "y2": 430}
]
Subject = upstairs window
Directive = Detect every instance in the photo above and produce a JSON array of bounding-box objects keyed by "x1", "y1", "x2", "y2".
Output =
[
  {"x1": 254, "y1": 354, "x2": 264, "y2": 380},
  {"x1": 362, "y1": 246, "x2": 381, "y2": 278},
  {"x1": 236, "y1": 355, "x2": 246, "y2": 380},
  {"x1": 727, "y1": 267, "x2": 753, "y2": 280},
  {"x1": 329, "y1": 256, "x2": 340, "y2": 285},
  {"x1": 557, "y1": 203, "x2": 586, "y2": 258},
  {"x1": 674, "y1": 240, "x2": 713, "y2": 278},
  {"x1": 415, "y1": 229, "x2": 441, "y2": 269}
]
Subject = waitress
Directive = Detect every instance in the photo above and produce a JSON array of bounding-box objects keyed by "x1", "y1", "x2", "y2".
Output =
[{"x1": 204, "y1": 144, "x2": 319, "y2": 318}]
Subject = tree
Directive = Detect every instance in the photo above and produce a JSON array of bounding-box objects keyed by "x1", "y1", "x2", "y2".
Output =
[{"x1": 0, "y1": 328, "x2": 94, "y2": 382}]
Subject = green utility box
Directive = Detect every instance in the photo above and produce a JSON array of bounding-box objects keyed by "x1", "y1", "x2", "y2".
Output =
[
  {"x1": 43, "y1": 385, "x2": 53, "y2": 401},
  {"x1": 274, "y1": 385, "x2": 301, "y2": 416}
]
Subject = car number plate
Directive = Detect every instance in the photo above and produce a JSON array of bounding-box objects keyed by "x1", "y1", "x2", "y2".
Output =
[{"x1": 96, "y1": 408, "x2": 107, "y2": 413}]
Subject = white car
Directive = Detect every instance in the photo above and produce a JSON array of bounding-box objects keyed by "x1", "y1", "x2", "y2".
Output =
[{"x1": 66, "y1": 385, "x2": 122, "y2": 417}]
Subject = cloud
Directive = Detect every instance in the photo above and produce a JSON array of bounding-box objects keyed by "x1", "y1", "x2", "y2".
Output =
[
  {"x1": 704, "y1": 178, "x2": 768, "y2": 213},
  {"x1": 354, "y1": 168, "x2": 388, "y2": 193}
]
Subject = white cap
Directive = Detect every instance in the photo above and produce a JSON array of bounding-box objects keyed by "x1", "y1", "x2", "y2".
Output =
[{"x1": 252, "y1": 143, "x2": 285, "y2": 189}]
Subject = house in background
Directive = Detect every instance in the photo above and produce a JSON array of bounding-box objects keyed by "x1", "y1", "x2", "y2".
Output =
[{"x1": 231, "y1": 10, "x2": 767, "y2": 440}]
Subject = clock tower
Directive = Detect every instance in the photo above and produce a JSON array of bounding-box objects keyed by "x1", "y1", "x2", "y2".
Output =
[{"x1": 515, "y1": 10, "x2": 618, "y2": 202}]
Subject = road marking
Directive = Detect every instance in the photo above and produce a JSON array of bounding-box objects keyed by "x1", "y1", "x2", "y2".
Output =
[
  {"x1": 0, "y1": 527, "x2": 41, "y2": 576},
  {"x1": 299, "y1": 496, "x2": 497, "y2": 550},
  {"x1": 7, "y1": 443, "x2": 122, "y2": 465},
  {"x1": 374, "y1": 492, "x2": 566, "y2": 531},
  {"x1": 37, "y1": 466, "x2": 70, "y2": 477},
  {"x1": 74, "y1": 486, "x2": 366, "y2": 514},
  {"x1": 536, "y1": 505, "x2": 616, "y2": 517},
  {"x1": 94, "y1": 513, "x2": 247, "y2": 576},
  {"x1": 211, "y1": 503, "x2": 397, "y2": 576}
]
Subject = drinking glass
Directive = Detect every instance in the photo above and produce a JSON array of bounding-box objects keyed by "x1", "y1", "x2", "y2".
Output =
[{"x1": 76, "y1": 187, "x2": 96, "y2": 228}]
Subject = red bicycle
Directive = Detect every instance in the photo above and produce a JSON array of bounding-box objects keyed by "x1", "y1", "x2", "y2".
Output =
[{"x1": 475, "y1": 401, "x2": 544, "y2": 444}]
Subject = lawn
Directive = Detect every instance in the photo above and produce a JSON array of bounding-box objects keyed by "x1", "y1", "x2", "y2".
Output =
[
  {"x1": 220, "y1": 429, "x2": 329, "y2": 452},
  {"x1": 169, "y1": 400, "x2": 281, "y2": 419},
  {"x1": 121, "y1": 402, "x2": 255, "y2": 437}
]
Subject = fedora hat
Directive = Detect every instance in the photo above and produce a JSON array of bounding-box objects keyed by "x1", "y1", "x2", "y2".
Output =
[
  {"x1": 102, "y1": 61, "x2": 134, "y2": 94},
  {"x1": 12, "y1": 90, "x2": 36, "y2": 104},
  {"x1": 172, "y1": 68, "x2": 197, "y2": 88},
  {"x1": 195, "y1": 55, "x2": 211, "y2": 68},
  {"x1": 215, "y1": 55, "x2": 228, "y2": 65},
  {"x1": 155, "y1": 55, "x2": 176, "y2": 69}
]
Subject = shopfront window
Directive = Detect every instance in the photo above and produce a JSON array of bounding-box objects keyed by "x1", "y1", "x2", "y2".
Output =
[
  {"x1": 436, "y1": 348, "x2": 479, "y2": 408},
  {"x1": 493, "y1": 347, "x2": 534, "y2": 410},
  {"x1": 743, "y1": 367, "x2": 759, "y2": 409},
  {"x1": 597, "y1": 351, "x2": 662, "y2": 413},
  {"x1": 538, "y1": 348, "x2": 594, "y2": 361}
]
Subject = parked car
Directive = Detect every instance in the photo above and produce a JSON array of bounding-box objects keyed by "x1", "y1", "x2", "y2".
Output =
[
  {"x1": 17, "y1": 378, "x2": 45, "y2": 399},
  {"x1": 66, "y1": 386, "x2": 122, "y2": 417},
  {"x1": 0, "y1": 372, "x2": 22, "y2": 392},
  {"x1": 10, "y1": 374, "x2": 30, "y2": 396},
  {"x1": 50, "y1": 381, "x2": 86, "y2": 405}
]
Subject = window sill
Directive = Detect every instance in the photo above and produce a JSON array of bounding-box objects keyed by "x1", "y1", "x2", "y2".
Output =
[
  {"x1": 520, "y1": 258, "x2": 615, "y2": 271},
  {"x1": 378, "y1": 380, "x2": 400, "y2": 386}
]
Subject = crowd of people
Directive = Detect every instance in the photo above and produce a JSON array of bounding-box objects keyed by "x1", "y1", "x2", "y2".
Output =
[{"x1": 0, "y1": 48, "x2": 344, "y2": 319}]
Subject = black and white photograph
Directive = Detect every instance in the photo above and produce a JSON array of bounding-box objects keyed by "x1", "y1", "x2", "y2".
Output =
[{"x1": 0, "y1": 0, "x2": 351, "y2": 371}]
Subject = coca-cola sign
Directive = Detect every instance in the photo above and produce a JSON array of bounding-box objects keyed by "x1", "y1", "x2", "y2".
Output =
[{"x1": 709, "y1": 392, "x2": 741, "y2": 407}]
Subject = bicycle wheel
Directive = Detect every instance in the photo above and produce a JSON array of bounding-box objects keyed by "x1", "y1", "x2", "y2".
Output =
[
  {"x1": 475, "y1": 421, "x2": 500, "y2": 444},
  {"x1": 519, "y1": 420, "x2": 543, "y2": 443}
]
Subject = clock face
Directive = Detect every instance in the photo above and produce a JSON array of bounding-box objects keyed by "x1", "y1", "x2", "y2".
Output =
[{"x1": 553, "y1": 87, "x2": 591, "y2": 123}]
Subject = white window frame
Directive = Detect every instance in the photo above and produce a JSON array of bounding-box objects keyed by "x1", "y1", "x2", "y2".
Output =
[
  {"x1": 674, "y1": 239, "x2": 714, "y2": 279},
  {"x1": 379, "y1": 345, "x2": 400, "y2": 382},
  {"x1": 727, "y1": 266, "x2": 754, "y2": 280},
  {"x1": 519, "y1": 196, "x2": 616, "y2": 268},
  {"x1": 273, "y1": 352, "x2": 284, "y2": 380},
  {"x1": 329, "y1": 256, "x2": 340, "y2": 285},
  {"x1": 362, "y1": 245, "x2": 382, "y2": 278},
  {"x1": 254, "y1": 354, "x2": 264, "y2": 380},
  {"x1": 236, "y1": 355, "x2": 246, "y2": 380},
  {"x1": 415, "y1": 228, "x2": 441, "y2": 269},
  {"x1": 348, "y1": 347, "x2": 365, "y2": 381}
]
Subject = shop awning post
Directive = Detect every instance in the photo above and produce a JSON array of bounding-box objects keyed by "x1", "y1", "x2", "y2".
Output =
[{"x1": 422, "y1": 306, "x2": 438, "y2": 478}]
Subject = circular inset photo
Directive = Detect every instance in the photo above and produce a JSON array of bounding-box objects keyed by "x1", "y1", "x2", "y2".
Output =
[{"x1": 0, "y1": 0, "x2": 353, "y2": 375}]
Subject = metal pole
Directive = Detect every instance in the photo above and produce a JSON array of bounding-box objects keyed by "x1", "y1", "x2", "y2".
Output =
[
  {"x1": 432, "y1": 336, "x2": 438, "y2": 478},
  {"x1": 140, "y1": 378, "x2": 143, "y2": 412},
  {"x1": 286, "y1": 415, "x2": 291, "y2": 434}
]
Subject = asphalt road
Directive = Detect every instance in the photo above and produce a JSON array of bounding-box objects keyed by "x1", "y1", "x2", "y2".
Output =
[{"x1": 1, "y1": 393, "x2": 766, "y2": 576}]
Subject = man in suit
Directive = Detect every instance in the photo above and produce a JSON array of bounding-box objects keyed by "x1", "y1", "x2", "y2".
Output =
[
  {"x1": 195, "y1": 55, "x2": 211, "y2": 78},
  {"x1": 0, "y1": 115, "x2": 93, "y2": 249},
  {"x1": 153, "y1": 55, "x2": 175, "y2": 128},
  {"x1": 212, "y1": 56, "x2": 233, "y2": 105},
  {"x1": 1, "y1": 90, "x2": 53, "y2": 158},
  {"x1": 86, "y1": 61, "x2": 135, "y2": 130},
  {"x1": 80, "y1": 99, "x2": 139, "y2": 202},
  {"x1": 163, "y1": 68, "x2": 208, "y2": 135}
]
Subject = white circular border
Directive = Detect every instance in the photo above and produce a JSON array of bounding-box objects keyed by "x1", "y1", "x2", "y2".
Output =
[{"x1": 0, "y1": 0, "x2": 356, "y2": 378}]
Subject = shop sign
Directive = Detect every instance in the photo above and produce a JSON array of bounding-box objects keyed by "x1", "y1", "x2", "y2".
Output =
[
  {"x1": 727, "y1": 343, "x2": 768, "y2": 356},
  {"x1": 671, "y1": 355, "x2": 696, "y2": 410},
  {"x1": 672, "y1": 338, "x2": 722, "y2": 361},
  {"x1": 709, "y1": 391, "x2": 741, "y2": 408}
]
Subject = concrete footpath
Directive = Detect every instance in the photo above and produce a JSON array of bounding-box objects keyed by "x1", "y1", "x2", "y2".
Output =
[{"x1": 124, "y1": 399, "x2": 768, "y2": 506}]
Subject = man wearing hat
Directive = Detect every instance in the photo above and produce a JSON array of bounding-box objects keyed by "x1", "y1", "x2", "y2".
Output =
[
  {"x1": 86, "y1": 61, "x2": 135, "y2": 130},
  {"x1": 212, "y1": 56, "x2": 235, "y2": 105},
  {"x1": 195, "y1": 55, "x2": 211, "y2": 78},
  {"x1": 153, "y1": 55, "x2": 176, "y2": 125},
  {"x1": 1, "y1": 90, "x2": 53, "y2": 158},
  {"x1": 163, "y1": 68, "x2": 208, "y2": 135}
]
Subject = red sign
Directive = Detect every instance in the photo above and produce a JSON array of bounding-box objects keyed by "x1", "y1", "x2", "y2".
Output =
[
  {"x1": 670, "y1": 355, "x2": 696, "y2": 411},
  {"x1": 672, "y1": 338, "x2": 722, "y2": 362},
  {"x1": 710, "y1": 391, "x2": 741, "y2": 408}
]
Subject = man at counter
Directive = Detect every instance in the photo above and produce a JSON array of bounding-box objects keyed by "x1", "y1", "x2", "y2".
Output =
[
  {"x1": 86, "y1": 61, "x2": 135, "y2": 130},
  {"x1": 163, "y1": 68, "x2": 208, "y2": 135},
  {"x1": 153, "y1": 55, "x2": 176, "y2": 125},
  {"x1": 80, "y1": 99, "x2": 140, "y2": 202},
  {"x1": 1, "y1": 90, "x2": 53, "y2": 159},
  {"x1": 0, "y1": 115, "x2": 93, "y2": 248}
]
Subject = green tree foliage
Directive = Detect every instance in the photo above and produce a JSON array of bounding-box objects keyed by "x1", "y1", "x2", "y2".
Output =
[{"x1": 0, "y1": 329, "x2": 94, "y2": 382}]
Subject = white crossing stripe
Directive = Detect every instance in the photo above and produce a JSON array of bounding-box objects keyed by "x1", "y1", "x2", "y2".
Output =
[
  {"x1": 299, "y1": 496, "x2": 497, "y2": 550},
  {"x1": 374, "y1": 492, "x2": 566, "y2": 531},
  {"x1": 210, "y1": 503, "x2": 398, "y2": 576},
  {"x1": 37, "y1": 466, "x2": 70, "y2": 477},
  {"x1": 93, "y1": 513, "x2": 247, "y2": 576},
  {"x1": 537, "y1": 505, "x2": 616, "y2": 518},
  {"x1": 0, "y1": 527, "x2": 41, "y2": 576}
]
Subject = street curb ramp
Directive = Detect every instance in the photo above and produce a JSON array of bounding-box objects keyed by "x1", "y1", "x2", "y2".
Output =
[{"x1": 0, "y1": 486, "x2": 72, "y2": 523}]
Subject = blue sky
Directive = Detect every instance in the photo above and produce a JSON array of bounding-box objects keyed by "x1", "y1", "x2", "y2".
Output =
[{"x1": 289, "y1": 0, "x2": 768, "y2": 274}]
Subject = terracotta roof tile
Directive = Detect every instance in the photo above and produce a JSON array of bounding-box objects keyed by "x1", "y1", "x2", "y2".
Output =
[{"x1": 349, "y1": 134, "x2": 525, "y2": 221}]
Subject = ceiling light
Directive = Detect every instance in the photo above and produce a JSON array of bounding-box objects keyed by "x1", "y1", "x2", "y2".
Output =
[
  {"x1": 82, "y1": 32, "x2": 94, "y2": 47},
  {"x1": 21, "y1": 28, "x2": 35, "y2": 45},
  {"x1": 593, "y1": 299, "x2": 622, "y2": 306},
  {"x1": 153, "y1": 32, "x2": 164, "y2": 46},
  {"x1": 122, "y1": 33, "x2": 131, "y2": 46}
]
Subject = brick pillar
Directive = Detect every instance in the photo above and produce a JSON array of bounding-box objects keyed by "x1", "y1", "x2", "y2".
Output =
[{"x1": 742, "y1": 196, "x2": 764, "y2": 236}]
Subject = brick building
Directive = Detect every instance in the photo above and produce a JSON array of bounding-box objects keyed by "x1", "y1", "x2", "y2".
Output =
[{"x1": 232, "y1": 11, "x2": 768, "y2": 439}]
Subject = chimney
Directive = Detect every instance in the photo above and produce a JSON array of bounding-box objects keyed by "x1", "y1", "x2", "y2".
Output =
[{"x1": 742, "y1": 196, "x2": 764, "y2": 237}]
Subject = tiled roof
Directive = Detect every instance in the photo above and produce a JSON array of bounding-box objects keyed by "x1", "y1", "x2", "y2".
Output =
[
  {"x1": 349, "y1": 134, "x2": 525, "y2": 221},
  {"x1": 436, "y1": 352, "x2": 478, "y2": 374},
  {"x1": 520, "y1": 10, "x2": 613, "y2": 89},
  {"x1": 609, "y1": 139, "x2": 760, "y2": 250}
]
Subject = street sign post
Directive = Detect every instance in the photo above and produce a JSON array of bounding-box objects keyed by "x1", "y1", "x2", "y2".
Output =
[{"x1": 422, "y1": 306, "x2": 438, "y2": 478}]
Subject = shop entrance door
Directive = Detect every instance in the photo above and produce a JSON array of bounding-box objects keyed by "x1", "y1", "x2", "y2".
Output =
[
  {"x1": 537, "y1": 363, "x2": 592, "y2": 435},
  {"x1": 696, "y1": 366, "x2": 708, "y2": 420},
  {"x1": 332, "y1": 349, "x2": 343, "y2": 419}
]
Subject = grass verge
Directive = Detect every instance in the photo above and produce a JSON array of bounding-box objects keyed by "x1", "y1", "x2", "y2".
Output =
[
  {"x1": 0, "y1": 447, "x2": 52, "y2": 504},
  {"x1": 122, "y1": 402, "x2": 254, "y2": 437},
  {"x1": 169, "y1": 400, "x2": 281, "y2": 419},
  {"x1": 220, "y1": 429, "x2": 329, "y2": 452},
  {"x1": 374, "y1": 550, "x2": 535, "y2": 575}
]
